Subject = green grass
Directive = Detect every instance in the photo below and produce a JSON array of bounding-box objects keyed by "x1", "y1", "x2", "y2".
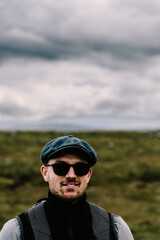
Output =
[{"x1": 0, "y1": 130, "x2": 160, "y2": 240}]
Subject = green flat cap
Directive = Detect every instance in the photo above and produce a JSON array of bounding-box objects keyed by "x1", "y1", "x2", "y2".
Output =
[{"x1": 40, "y1": 135, "x2": 98, "y2": 166}]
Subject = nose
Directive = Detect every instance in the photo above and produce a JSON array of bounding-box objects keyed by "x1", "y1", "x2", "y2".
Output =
[{"x1": 66, "y1": 166, "x2": 76, "y2": 178}]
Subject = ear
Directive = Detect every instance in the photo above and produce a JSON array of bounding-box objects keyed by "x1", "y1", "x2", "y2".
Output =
[
  {"x1": 41, "y1": 165, "x2": 49, "y2": 182},
  {"x1": 87, "y1": 168, "x2": 92, "y2": 183}
]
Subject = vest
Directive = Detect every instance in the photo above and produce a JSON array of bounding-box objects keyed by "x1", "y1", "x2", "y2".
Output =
[{"x1": 17, "y1": 201, "x2": 118, "y2": 240}]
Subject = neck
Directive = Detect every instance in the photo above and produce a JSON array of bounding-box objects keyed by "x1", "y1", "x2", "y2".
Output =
[{"x1": 44, "y1": 191, "x2": 92, "y2": 240}]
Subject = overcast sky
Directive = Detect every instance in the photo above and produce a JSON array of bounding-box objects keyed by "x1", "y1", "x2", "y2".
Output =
[{"x1": 0, "y1": 0, "x2": 160, "y2": 130}]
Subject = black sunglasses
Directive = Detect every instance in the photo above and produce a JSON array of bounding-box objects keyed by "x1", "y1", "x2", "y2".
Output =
[{"x1": 45, "y1": 162, "x2": 91, "y2": 176}]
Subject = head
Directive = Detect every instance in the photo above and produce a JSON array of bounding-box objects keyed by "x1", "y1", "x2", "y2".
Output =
[{"x1": 40, "y1": 135, "x2": 98, "y2": 202}]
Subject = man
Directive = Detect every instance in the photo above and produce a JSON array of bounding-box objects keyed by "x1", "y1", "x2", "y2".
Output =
[{"x1": 0, "y1": 135, "x2": 134, "y2": 240}]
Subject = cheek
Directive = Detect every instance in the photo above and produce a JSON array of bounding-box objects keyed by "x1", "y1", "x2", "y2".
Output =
[
  {"x1": 48, "y1": 175, "x2": 61, "y2": 188},
  {"x1": 46, "y1": 168, "x2": 56, "y2": 182},
  {"x1": 80, "y1": 176, "x2": 90, "y2": 187}
]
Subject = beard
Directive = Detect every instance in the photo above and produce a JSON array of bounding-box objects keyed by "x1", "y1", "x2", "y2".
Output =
[{"x1": 49, "y1": 181, "x2": 88, "y2": 203}]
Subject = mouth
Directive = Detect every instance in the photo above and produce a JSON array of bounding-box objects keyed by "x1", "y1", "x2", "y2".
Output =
[
  {"x1": 61, "y1": 182, "x2": 80, "y2": 187},
  {"x1": 62, "y1": 183, "x2": 79, "y2": 186}
]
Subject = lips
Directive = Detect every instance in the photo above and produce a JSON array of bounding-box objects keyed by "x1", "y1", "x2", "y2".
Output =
[{"x1": 62, "y1": 183, "x2": 79, "y2": 187}]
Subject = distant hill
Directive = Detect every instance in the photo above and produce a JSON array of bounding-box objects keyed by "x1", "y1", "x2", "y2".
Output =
[{"x1": 0, "y1": 116, "x2": 160, "y2": 131}]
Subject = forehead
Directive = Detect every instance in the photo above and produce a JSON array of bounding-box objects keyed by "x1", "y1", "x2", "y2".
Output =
[{"x1": 48, "y1": 154, "x2": 88, "y2": 164}]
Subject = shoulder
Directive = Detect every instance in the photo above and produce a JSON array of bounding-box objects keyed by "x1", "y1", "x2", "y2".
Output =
[
  {"x1": 0, "y1": 200, "x2": 47, "y2": 240},
  {"x1": 112, "y1": 214, "x2": 134, "y2": 240},
  {"x1": 0, "y1": 218, "x2": 21, "y2": 240},
  {"x1": 88, "y1": 202, "x2": 134, "y2": 240}
]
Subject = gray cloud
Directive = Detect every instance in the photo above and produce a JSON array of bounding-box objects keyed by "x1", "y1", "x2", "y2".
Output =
[
  {"x1": 0, "y1": 0, "x2": 160, "y2": 130},
  {"x1": 0, "y1": 102, "x2": 32, "y2": 117},
  {"x1": 1, "y1": 0, "x2": 160, "y2": 66}
]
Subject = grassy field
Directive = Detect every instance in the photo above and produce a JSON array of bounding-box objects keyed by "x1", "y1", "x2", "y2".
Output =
[{"x1": 0, "y1": 130, "x2": 160, "y2": 239}]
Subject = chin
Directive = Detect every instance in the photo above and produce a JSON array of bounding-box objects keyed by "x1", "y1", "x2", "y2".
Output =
[{"x1": 60, "y1": 193, "x2": 82, "y2": 202}]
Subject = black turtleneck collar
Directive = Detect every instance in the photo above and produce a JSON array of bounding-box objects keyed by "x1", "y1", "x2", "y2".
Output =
[
  {"x1": 46, "y1": 190, "x2": 87, "y2": 216},
  {"x1": 44, "y1": 191, "x2": 93, "y2": 240}
]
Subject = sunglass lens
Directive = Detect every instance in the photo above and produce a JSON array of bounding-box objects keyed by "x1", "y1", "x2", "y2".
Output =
[
  {"x1": 53, "y1": 163, "x2": 69, "y2": 176},
  {"x1": 74, "y1": 163, "x2": 90, "y2": 176}
]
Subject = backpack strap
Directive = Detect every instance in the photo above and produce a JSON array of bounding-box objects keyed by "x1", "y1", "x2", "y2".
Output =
[
  {"x1": 27, "y1": 201, "x2": 52, "y2": 239},
  {"x1": 108, "y1": 213, "x2": 118, "y2": 240},
  {"x1": 16, "y1": 212, "x2": 35, "y2": 240},
  {"x1": 17, "y1": 201, "x2": 52, "y2": 240},
  {"x1": 88, "y1": 202, "x2": 118, "y2": 240}
]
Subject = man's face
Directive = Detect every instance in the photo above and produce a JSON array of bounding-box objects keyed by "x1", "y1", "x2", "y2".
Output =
[{"x1": 41, "y1": 154, "x2": 92, "y2": 202}]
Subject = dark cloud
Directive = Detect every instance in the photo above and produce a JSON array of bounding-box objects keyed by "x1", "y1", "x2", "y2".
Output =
[
  {"x1": 1, "y1": 0, "x2": 160, "y2": 69},
  {"x1": 0, "y1": 102, "x2": 32, "y2": 117},
  {"x1": 1, "y1": 34, "x2": 159, "y2": 65},
  {"x1": 94, "y1": 99, "x2": 135, "y2": 116}
]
